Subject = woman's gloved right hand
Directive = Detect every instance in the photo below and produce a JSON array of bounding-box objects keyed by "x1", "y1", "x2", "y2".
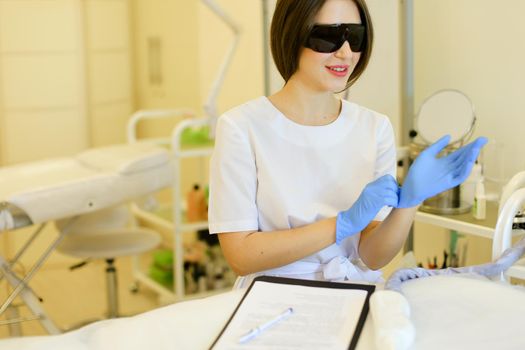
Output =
[
  {"x1": 398, "y1": 135, "x2": 488, "y2": 208},
  {"x1": 336, "y1": 174, "x2": 399, "y2": 245}
]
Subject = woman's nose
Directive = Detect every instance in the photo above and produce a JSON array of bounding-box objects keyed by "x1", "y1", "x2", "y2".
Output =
[{"x1": 334, "y1": 40, "x2": 353, "y2": 57}]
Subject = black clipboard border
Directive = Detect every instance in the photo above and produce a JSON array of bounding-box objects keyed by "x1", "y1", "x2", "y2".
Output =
[{"x1": 209, "y1": 276, "x2": 376, "y2": 350}]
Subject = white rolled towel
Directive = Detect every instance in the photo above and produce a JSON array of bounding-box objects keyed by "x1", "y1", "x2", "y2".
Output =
[{"x1": 370, "y1": 290, "x2": 415, "y2": 350}]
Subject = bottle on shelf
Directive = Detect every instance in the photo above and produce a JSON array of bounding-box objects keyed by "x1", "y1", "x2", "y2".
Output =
[
  {"x1": 472, "y1": 176, "x2": 486, "y2": 220},
  {"x1": 186, "y1": 184, "x2": 207, "y2": 222},
  {"x1": 462, "y1": 160, "x2": 482, "y2": 205}
]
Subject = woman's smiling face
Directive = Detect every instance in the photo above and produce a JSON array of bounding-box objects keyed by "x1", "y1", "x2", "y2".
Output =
[{"x1": 293, "y1": 0, "x2": 362, "y2": 93}]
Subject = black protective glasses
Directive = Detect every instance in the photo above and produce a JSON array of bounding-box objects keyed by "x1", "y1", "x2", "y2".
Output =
[{"x1": 305, "y1": 23, "x2": 366, "y2": 53}]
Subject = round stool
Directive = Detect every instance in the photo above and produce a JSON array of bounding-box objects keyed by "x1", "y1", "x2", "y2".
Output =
[{"x1": 56, "y1": 205, "x2": 161, "y2": 318}]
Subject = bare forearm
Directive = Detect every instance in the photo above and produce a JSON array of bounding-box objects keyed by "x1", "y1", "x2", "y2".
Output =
[
  {"x1": 218, "y1": 218, "x2": 336, "y2": 276},
  {"x1": 358, "y1": 207, "x2": 418, "y2": 270}
]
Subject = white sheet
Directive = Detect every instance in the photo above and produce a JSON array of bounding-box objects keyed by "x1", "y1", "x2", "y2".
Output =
[
  {"x1": 0, "y1": 288, "x2": 375, "y2": 350},
  {"x1": 0, "y1": 143, "x2": 172, "y2": 227},
  {"x1": 403, "y1": 274, "x2": 525, "y2": 350},
  {"x1": 2, "y1": 274, "x2": 524, "y2": 349},
  {"x1": 0, "y1": 290, "x2": 247, "y2": 350}
]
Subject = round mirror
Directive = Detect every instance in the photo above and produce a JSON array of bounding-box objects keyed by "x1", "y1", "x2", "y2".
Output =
[{"x1": 415, "y1": 89, "x2": 476, "y2": 145}]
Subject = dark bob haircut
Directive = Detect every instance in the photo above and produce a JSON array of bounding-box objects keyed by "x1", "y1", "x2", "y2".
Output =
[{"x1": 270, "y1": 0, "x2": 373, "y2": 91}]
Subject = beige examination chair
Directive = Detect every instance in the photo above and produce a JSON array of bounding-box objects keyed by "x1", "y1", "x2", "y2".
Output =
[{"x1": 0, "y1": 142, "x2": 171, "y2": 334}]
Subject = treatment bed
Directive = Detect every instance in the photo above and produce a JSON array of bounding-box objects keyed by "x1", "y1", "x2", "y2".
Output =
[
  {"x1": 0, "y1": 269, "x2": 524, "y2": 350},
  {"x1": 1, "y1": 181, "x2": 525, "y2": 349},
  {"x1": 0, "y1": 143, "x2": 173, "y2": 333}
]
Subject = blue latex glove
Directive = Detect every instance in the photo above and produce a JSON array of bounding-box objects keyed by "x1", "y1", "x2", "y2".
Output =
[
  {"x1": 336, "y1": 174, "x2": 399, "y2": 245},
  {"x1": 398, "y1": 135, "x2": 488, "y2": 208},
  {"x1": 385, "y1": 236, "x2": 525, "y2": 293}
]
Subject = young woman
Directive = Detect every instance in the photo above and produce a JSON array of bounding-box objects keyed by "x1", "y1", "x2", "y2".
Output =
[{"x1": 208, "y1": 0, "x2": 487, "y2": 287}]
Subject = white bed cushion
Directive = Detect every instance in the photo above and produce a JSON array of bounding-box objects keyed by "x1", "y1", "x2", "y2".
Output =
[
  {"x1": 0, "y1": 143, "x2": 172, "y2": 225},
  {"x1": 76, "y1": 143, "x2": 170, "y2": 175},
  {"x1": 402, "y1": 274, "x2": 525, "y2": 350}
]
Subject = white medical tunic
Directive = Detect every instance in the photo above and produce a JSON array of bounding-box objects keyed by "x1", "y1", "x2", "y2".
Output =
[{"x1": 208, "y1": 96, "x2": 397, "y2": 286}]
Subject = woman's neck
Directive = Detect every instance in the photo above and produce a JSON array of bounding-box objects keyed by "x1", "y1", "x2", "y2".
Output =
[{"x1": 268, "y1": 81, "x2": 341, "y2": 126}]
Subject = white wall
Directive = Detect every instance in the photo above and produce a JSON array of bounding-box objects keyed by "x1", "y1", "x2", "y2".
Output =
[
  {"x1": 130, "y1": 1, "x2": 264, "y2": 196},
  {"x1": 0, "y1": 0, "x2": 133, "y2": 163},
  {"x1": 0, "y1": 0, "x2": 88, "y2": 164},
  {"x1": 414, "y1": 0, "x2": 525, "y2": 183},
  {"x1": 347, "y1": 0, "x2": 402, "y2": 143},
  {"x1": 131, "y1": 0, "x2": 201, "y2": 112},
  {"x1": 85, "y1": 0, "x2": 134, "y2": 146},
  {"x1": 198, "y1": 0, "x2": 264, "y2": 115},
  {"x1": 131, "y1": 0, "x2": 265, "y2": 121},
  {"x1": 413, "y1": 0, "x2": 525, "y2": 266}
]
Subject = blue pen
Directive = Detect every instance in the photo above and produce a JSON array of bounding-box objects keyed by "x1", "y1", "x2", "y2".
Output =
[{"x1": 238, "y1": 307, "x2": 294, "y2": 344}]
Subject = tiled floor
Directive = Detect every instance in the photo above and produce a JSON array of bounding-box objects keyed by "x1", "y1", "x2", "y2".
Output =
[{"x1": 0, "y1": 256, "x2": 161, "y2": 338}]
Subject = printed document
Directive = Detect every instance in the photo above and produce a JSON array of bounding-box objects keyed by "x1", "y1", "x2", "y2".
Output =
[{"x1": 211, "y1": 278, "x2": 371, "y2": 350}]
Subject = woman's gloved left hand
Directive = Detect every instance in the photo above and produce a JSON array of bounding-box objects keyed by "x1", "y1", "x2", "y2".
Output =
[
  {"x1": 336, "y1": 174, "x2": 399, "y2": 245},
  {"x1": 398, "y1": 135, "x2": 488, "y2": 208}
]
